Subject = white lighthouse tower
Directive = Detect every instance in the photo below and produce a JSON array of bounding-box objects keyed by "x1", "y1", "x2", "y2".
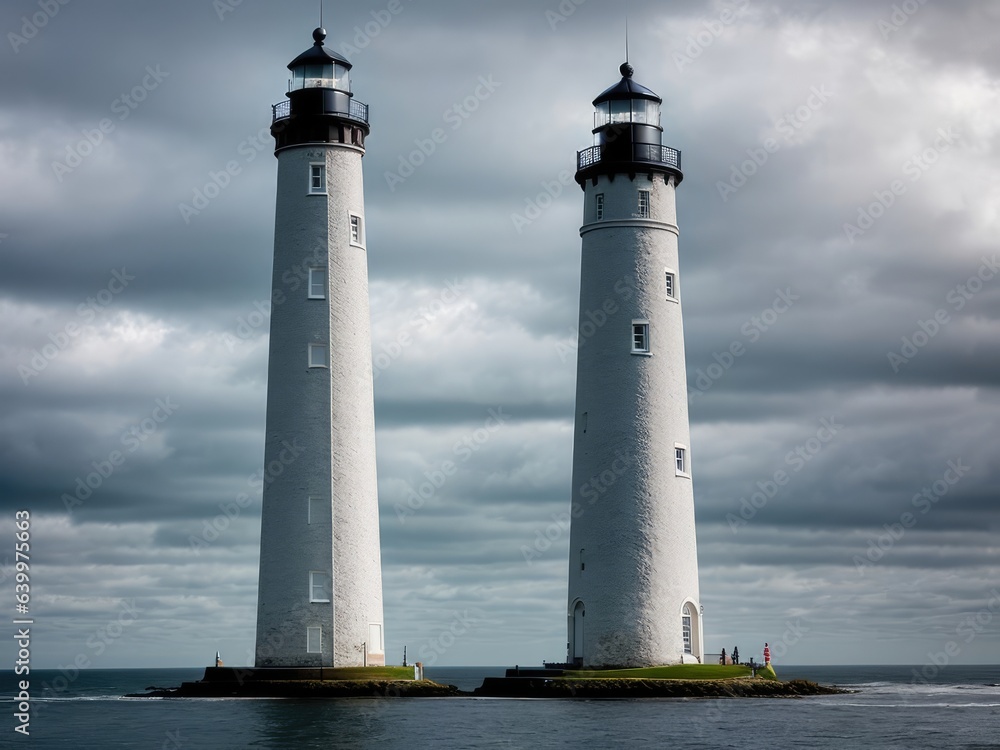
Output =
[
  {"x1": 565, "y1": 62, "x2": 703, "y2": 668},
  {"x1": 254, "y1": 27, "x2": 385, "y2": 668}
]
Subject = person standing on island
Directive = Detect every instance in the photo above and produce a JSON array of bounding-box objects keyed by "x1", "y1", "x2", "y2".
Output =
[
  {"x1": 732, "y1": 646, "x2": 739, "y2": 665},
  {"x1": 720, "y1": 647, "x2": 727, "y2": 665},
  {"x1": 763, "y1": 642, "x2": 771, "y2": 665}
]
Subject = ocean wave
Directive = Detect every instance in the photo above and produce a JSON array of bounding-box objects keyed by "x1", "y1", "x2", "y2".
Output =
[
  {"x1": 829, "y1": 702, "x2": 1000, "y2": 709},
  {"x1": 844, "y1": 682, "x2": 1000, "y2": 694}
]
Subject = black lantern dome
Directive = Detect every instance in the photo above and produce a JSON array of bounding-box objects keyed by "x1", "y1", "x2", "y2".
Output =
[
  {"x1": 271, "y1": 28, "x2": 369, "y2": 153},
  {"x1": 286, "y1": 27, "x2": 353, "y2": 94},
  {"x1": 576, "y1": 64, "x2": 682, "y2": 186}
]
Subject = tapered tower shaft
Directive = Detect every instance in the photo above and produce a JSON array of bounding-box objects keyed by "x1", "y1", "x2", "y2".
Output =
[
  {"x1": 566, "y1": 63, "x2": 703, "y2": 668},
  {"x1": 254, "y1": 27, "x2": 384, "y2": 668}
]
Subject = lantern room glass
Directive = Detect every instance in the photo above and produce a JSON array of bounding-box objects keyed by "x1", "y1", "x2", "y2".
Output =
[
  {"x1": 289, "y1": 62, "x2": 350, "y2": 92},
  {"x1": 594, "y1": 98, "x2": 661, "y2": 128}
]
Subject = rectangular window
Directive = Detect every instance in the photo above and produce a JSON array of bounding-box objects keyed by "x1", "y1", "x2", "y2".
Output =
[
  {"x1": 307, "y1": 626, "x2": 322, "y2": 653},
  {"x1": 308, "y1": 268, "x2": 327, "y2": 299},
  {"x1": 308, "y1": 343, "x2": 328, "y2": 368},
  {"x1": 350, "y1": 214, "x2": 364, "y2": 246},
  {"x1": 368, "y1": 623, "x2": 384, "y2": 654},
  {"x1": 307, "y1": 497, "x2": 324, "y2": 524},
  {"x1": 309, "y1": 164, "x2": 326, "y2": 194},
  {"x1": 631, "y1": 321, "x2": 649, "y2": 354},
  {"x1": 682, "y1": 613, "x2": 692, "y2": 653},
  {"x1": 595, "y1": 193, "x2": 604, "y2": 221},
  {"x1": 638, "y1": 189, "x2": 650, "y2": 218},
  {"x1": 675, "y1": 444, "x2": 690, "y2": 477},
  {"x1": 309, "y1": 571, "x2": 331, "y2": 603},
  {"x1": 665, "y1": 271, "x2": 676, "y2": 300}
]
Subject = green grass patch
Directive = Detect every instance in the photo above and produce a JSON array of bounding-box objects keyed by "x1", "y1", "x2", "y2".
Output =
[
  {"x1": 563, "y1": 664, "x2": 753, "y2": 680},
  {"x1": 293, "y1": 666, "x2": 415, "y2": 681},
  {"x1": 756, "y1": 663, "x2": 778, "y2": 681}
]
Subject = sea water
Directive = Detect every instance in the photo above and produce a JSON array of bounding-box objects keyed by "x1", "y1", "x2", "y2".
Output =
[{"x1": 2, "y1": 665, "x2": 998, "y2": 749}]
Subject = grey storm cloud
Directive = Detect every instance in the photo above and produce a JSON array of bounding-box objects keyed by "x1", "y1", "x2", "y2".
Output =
[{"x1": 0, "y1": 0, "x2": 997, "y2": 669}]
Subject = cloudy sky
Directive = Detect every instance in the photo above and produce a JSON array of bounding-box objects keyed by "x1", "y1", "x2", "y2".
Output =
[{"x1": 2, "y1": 0, "x2": 998, "y2": 672}]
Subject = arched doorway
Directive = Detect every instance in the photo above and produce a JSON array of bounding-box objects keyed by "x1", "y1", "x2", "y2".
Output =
[
  {"x1": 572, "y1": 600, "x2": 585, "y2": 666},
  {"x1": 681, "y1": 601, "x2": 701, "y2": 663}
]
